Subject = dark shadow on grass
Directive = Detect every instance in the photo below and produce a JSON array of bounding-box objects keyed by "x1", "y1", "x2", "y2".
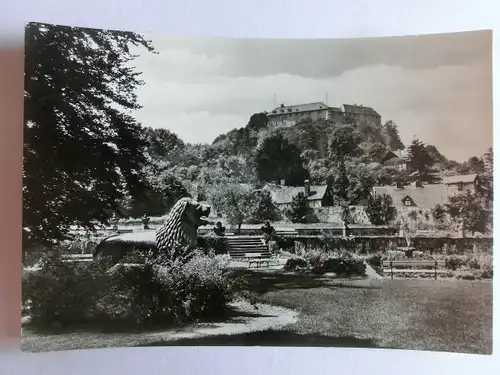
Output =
[
  {"x1": 136, "y1": 329, "x2": 380, "y2": 348},
  {"x1": 233, "y1": 270, "x2": 382, "y2": 294},
  {"x1": 22, "y1": 307, "x2": 277, "y2": 335}
]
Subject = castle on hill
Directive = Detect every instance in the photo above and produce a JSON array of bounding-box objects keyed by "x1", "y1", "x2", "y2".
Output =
[{"x1": 266, "y1": 102, "x2": 381, "y2": 128}]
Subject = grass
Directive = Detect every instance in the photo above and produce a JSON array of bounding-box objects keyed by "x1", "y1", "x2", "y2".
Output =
[
  {"x1": 247, "y1": 273, "x2": 492, "y2": 354},
  {"x1": 22, "y1": 270, "x2": 492, "y2": 354}
]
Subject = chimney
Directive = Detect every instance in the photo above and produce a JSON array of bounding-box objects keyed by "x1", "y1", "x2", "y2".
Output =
[
  {"x1": 280, "y1": 179, "x2": 285, "y2": 186},
  {"x1": 304, "y1": 179, "x2": 310, "y2": 196},
  {"x1": 415, "y1": 180, "x2": 423, "y2": 188},
  {"x1": 396, "y1": 182, "x2": 404, "y2": 189},
  {"x1": 280, "y1": 103, "x2": 284, "y2": 108}
]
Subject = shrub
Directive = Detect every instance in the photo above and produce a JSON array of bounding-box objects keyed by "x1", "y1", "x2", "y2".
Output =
[
  {"x1": 24, "y1": 250, "x2": 110, "y2": 329},
  {"x1": 365, "y1": 254, "x2": 384, "y2": 275},
  {"x1": 198, "y1": 232, "x2": 228, "y2": 255},
  {"x1": 445, "y1": 256, "x2": 465, "y2": 271},
  {"x1": 321, "y1": 257, "x2": 366, "y2": 277},
  {"x1": 284, "y1": 257, "x2": 309, "y2": 271},
  {"x1": 24, "y1": 249, "x2": 241, "y2": 331}
]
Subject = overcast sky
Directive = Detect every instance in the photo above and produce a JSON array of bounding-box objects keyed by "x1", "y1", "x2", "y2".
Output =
[{"x1": 130, "y1": 30, "x2": 492, "y2": 162}]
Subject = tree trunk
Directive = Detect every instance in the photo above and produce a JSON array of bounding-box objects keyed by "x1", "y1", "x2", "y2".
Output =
[{"x1": 237, "y1": 223, "x2": 242, "y2": 235}]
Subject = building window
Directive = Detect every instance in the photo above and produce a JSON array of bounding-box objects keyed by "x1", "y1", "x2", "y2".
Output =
[
  {"x1": 404, "y1": 199, "x2": 412, "y2": 206},
  {"x1": 457, "y1": 183, "x2": 464, "y2": 191}
]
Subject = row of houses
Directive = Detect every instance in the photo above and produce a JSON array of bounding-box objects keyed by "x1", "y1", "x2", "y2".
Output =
[{"x1": 259, "y1": 173, "x2": 486, "y2": 213}]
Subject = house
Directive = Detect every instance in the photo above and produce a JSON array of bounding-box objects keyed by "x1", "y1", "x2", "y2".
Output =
[
  {"x1": 260, "y1": 180, "x2": 334, "y2": 210},
  {"x1": 267, "y1": 102, "x2": 381, "y2": 128},
  {"x1": 372, "y1": 182, "x2": 448, "y2": 209},
  {"x1": 380, "y1": 150, "x2": 409, "y2": 171},
  {"x1": 442, "y1": 174, "x2": 480, "y2": 197}
]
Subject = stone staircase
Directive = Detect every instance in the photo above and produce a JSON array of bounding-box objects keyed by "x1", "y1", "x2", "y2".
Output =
[{"x1": 226, "y1": 236, "x2": 271, "y2": 259}]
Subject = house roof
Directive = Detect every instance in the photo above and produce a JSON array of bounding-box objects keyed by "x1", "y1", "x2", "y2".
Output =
[
  {"x1": 442, "y1": 174, "x2": 478, "y2": 185},
  {"x1": 342, "y1": 104, "x2": 381, "y2": 118},
  {"x1": 269, "y1": 102, "x2": 329, "y2": 115},
  {"x1": 262, "y1": 183, "x2": 329, "y2": 205},
  {"x1": 372, "y1": 184, "x2": 447, "y2": 209}
]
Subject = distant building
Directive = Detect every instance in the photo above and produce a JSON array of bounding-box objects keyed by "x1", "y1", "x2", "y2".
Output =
[
  {"x1": 372, "y1": 182, "x2": 447, "y2": 209},
  {"x1": 340, "y1": 104, "x2": 382, "y2": 127},
  {"x1": 371, "y1": 174, "x2": 485, "y2": 210},
  {"x1": 442, "y1": 174, "x2": 480, "y2": 197},
  {"x1": 267, "y1": 102, "x2": 381, "y2": 128},
  {"x1": 380, "y1": 149, "x2": 409, "y2": 171},
  {"x1": 260, "y1": 179, "x2": 334, "y2": 211}
]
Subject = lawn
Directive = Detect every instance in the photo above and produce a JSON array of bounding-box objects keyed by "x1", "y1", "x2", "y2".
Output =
[
  {"x1": 143, "y1": 273, "x2": 493, "y2": 354},
  {"x1": 21, "y1": 271, "x2": 492, "y2": 354}
]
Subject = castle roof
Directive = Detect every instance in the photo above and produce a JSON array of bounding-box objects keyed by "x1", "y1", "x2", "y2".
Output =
[
  {"x1": 342, "y1": 104, "x2": 381, "y2": 118},
  {"x1": 269, "y1": 102, "x2": 329, "y2": 115}
]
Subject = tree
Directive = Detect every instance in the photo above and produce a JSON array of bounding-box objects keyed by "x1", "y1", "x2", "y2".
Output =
[
  {"x1": 406, "y1": 138, "x2": 438, "y2": 183},
  {"x1": 23, "y1": 22, "x2": 156, "y2": 244},
  {"x1": 208, "y1": 184, "x2": 257, "y2": 235},
  {"x1": 466, "y1": 156, "x2": 485, "y2": 174},
  {"x1": 255, "y1": 133, "x2": 309, "y2": 186},
  {"x1": 382, "y1": 121, "x2": 405, "y2": 151},
  {"x1": 483, "y1": 147, "x2": 493, "y2": 174},
  {"x1": 445, "y1": 190, "x2": 490, "y2": 235},
  {"x1": 287, "y1": 192, "x2": 314, "y2": 224},
  {"x1": 366, "y1": 194, "x2": 396, "y2": 225},
  {"x1": 247, "y1": 112, "x2": 269, "y2": 132},
  {"x1": 144, "y1": 127, "x2": 185, "y2": 161},
  {"x1": 126, "y1": 170, "x2": 189, "y2": 218},
  {"x1": 431, "y1": 204, "x2": 446, "y2": 223},
  {"x1": 329, "y1": 123, "x2": 362, "y2": 161},
  {"x1": 328, "y1": 123, "x2": 368, "y2": 213},
  {"x1": 250, "y1": 190, "x2": 282, "y2": 223}
]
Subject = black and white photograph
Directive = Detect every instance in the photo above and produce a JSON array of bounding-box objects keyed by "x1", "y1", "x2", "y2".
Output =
[{"x1": 21, "y1": 22, "x2": 493, "y2": 354}]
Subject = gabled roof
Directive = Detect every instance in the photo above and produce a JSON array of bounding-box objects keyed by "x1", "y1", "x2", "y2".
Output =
[
  {"x1": 372, "y1": 184, "x2": 447, "y2": 209},
  {"x1": 381, "y1": 150, "x2": 408, "y2": 165},
  {"x1": 269, "y1": 102, "x2": 329, "y2": 115},
  {"x1": 442, "y1": 174, "x2": 478, "y2": 185},
  {"x1": 262, "y1": 183, "x2": 329, "y2": 205},
  {"x1": 342, "y1": 104, "x2": 381, "y2": 118}
]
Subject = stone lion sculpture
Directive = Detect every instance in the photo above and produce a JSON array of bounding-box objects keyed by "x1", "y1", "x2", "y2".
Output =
[{"x1": 93, "y1": 197, "x2": 212, "y2": 263}]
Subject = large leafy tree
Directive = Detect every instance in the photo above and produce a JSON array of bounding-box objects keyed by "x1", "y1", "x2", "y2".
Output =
[
  {"x1": 445, "y1": 190, "x2": 490, "y2": 235},
  {"x1": 208, "y1": 184, "x2": 257, "y2": 234},
  {"x1": 255, "y1": 132, "x2": 309, "y2": 186},
  {"x1": 23, "y1": 22, "x2": 156, "y2": 244}
]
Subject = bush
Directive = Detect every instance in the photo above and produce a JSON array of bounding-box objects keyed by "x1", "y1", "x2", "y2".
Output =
[
  {"x1": 198, "y1": 232, "x2": 228, "y2": 255},
  {"x1": 24, "y1": 249, "x2": 241, "y2": 331},
  {"x1": 284, "y1": 257, "x2": 309, "y2": 271},
  {"x1": 445, "y1": 256, "x2": 465, "y2": 271},
  {"x1": 24, "y1": 250, "x2": 110, "y2": 329},
  {"x1": 321, "y1": 257, "x2": 366, "y2": 277},
  {"x1": 365, "y1": 254, "x2": 384, "y2": 275}
]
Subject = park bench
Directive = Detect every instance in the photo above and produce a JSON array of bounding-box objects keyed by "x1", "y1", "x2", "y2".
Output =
[
  {"x1": 383, "y1": 260, "x2": 447, "y2": 280},
  {"x1": 245, "y1": 253, "x2": 271, "y2": 268}
]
